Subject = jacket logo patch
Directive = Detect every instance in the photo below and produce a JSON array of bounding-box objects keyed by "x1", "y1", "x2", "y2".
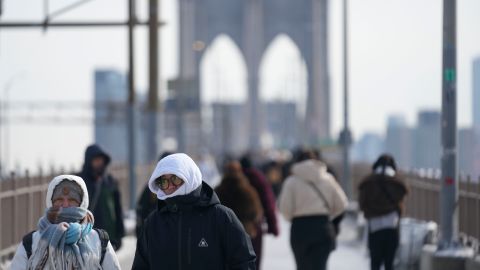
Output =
[{"x1": 198, "y1": 238, "x2": 208, "y2": 247}]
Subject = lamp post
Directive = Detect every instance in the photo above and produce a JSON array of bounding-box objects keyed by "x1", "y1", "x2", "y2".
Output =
[{"x1": 340, "y1": 0, "x2": 352, "y2": 200}]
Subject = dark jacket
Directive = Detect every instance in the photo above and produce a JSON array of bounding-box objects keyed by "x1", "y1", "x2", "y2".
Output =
[
  {"x1": 135, "y1": 185, "x2": 158, "y2": 238},
  {"x1": 242, "y1": 168, "x2": 279, "y2": 236},
  {"x1": 132, "y1": 182, "x2": 257, "y2": 270},
  {"x1": 215, "y1": 172, "x2": 264, "y2": 238},
  {"x1": 358, "y1": 174, "x2": 408, "y2": 219},
  {"x1": 78, "y1": 144, "x2": 125, "y2": 250}
]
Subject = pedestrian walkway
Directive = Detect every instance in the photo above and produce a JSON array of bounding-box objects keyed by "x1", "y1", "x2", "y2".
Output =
[
  {"x1": 118, "y1": 215, "x2": 370, "y2": 269},
  {"x1": 261, "y1": 215, "x2": 369, "y2": 270}
]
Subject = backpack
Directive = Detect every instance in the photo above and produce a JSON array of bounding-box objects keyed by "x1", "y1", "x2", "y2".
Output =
[{"x1": 22, "y1": 228, "x2": 110, "y2": 265}]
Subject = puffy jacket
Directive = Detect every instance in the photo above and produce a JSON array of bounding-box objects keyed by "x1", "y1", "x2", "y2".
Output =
[
  {"x1": 358, "y1": 173, "x2": 408, "y2": 218},
  {"x1": 132, "y1": 182, "x2": 257, "y2": 270},
  {"x1": 278, "y1": 159, "x2": 348, "y2": 221},
  {"x1": 215, "y1": 171, "x2": 264, "y2": 238},
  {"x1": 9, "y1": 230, "x2": 120, "y2": 270},
  {"x1": 242, "y1": 168, "x2": 279, "y2": 236}
]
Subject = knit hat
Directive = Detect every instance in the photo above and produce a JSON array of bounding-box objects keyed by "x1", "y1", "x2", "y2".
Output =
[
  {"x1": 372, "y1": 154, "x2": 397, "y2": 177},
  {"x1": 51, "y1": 179, "x2": 84, "y2": 205}
]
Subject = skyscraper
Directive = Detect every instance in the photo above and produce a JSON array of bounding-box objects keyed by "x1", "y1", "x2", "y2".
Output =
[
  {"x1": 385, "y1": 115, "x2": 413, "y2": 169},
  {"x1": 94, "y1": 69, "x2": 147, "y2": 164},
  {"x1": 472, "y1": 58, "x2": 480, "y2": 177},
  {"x1": 94, "y1": 70, "x2": 128, "y2": 163},
  {"x1": 413, "y1": 110, "x2": 441, "y2": 170},
  {"x1": 473, "y1": 58, "x2": 480, "y2": 132},
  {"x1": 458, "y1": 128, "x2": 475, "y2": 176},
  {"x1": 352, "y1": 133, "x2": 384, "y2": 163}
]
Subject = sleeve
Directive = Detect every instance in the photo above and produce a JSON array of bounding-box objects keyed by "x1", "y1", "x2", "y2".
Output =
[
  {"x1": 9, "y1": 243, "x2": 28, "y2": 270},
  {"x1": 254, "y1": 171, "x2": 279, "y2": 236},
  {"x1": 327, "y1": 177, "x2": 348, "y2": 218},
  {"x1": 112, "y1": 177, "x2": 126, "y2": 239},
  {"x1": 278, "y1": 179, "x2": 294, "y2": 221},
  {"x1": 221, "y1": 208, "x2": 257, "y2": 270},
  {"x1": 136, "y1": 186, "x2": 151, "y2": 239},
  {"x1": 101, "y1": 242, "x2": 121, "y2": 270},
  {"x1": 358, "y1": 183, "x2": 367, "y2": 213},
  {"x1": 132, "y1": 218, "x2": 150, "y2": 270}
]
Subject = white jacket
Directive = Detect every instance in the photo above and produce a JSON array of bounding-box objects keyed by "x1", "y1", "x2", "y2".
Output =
[
  {"x1": 9, "y1": 229, "x2": 120, "y2": 270},
  {"x1": 278, "y1": 159, "x2": 348, "y2": 221}
]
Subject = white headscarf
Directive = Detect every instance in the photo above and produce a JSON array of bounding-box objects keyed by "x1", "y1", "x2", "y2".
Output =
[{"x1": 148, "y1": 153, "x2": 203, "y2": 200}]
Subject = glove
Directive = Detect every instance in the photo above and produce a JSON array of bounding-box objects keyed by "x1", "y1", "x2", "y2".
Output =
[{"x1": 65, "y1": 223, "x2": 82, "y2": 244}]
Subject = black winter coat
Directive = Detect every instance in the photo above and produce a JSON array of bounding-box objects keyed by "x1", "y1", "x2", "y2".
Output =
[
  {"x1": 132, "y1": 182, "x2": 257, "y2": 270},
  {"x1": 78, "y1": 144, "x2": 125, "y2": 250}
]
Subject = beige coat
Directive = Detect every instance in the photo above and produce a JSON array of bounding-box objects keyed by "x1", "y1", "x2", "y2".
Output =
[{"x1": 279, "y1": 159, "x2": 348, "y2": 221}]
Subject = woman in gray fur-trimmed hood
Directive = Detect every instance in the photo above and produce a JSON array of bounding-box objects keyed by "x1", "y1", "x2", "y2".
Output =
[{"x1": 9, "y1": 174, "x2": 120, "y2": 270}]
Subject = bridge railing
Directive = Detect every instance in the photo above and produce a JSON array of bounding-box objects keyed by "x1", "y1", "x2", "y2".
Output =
[
  {"x1": 0, "y1": 164, "x2": 154, "y2": 264},
  {"x1": 404, "y1": 172, "x2": 480, "y2": 242},
  {"x1": 1, "y1": 163, "x2": 479, "y2": 263}
]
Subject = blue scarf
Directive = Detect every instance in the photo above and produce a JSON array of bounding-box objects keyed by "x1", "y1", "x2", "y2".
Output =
[{"x1": 28, "y1": 207, "x2": 101, "y2": 270}]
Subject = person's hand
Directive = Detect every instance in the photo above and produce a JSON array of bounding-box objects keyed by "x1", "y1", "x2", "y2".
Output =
[{"x1": 65, "y1": 223, "x2": 82, "y2": 244}]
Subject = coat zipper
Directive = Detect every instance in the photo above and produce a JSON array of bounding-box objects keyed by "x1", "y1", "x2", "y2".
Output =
[{"x1": 178, "y1": 211, "x2": 183, "y2": 270}]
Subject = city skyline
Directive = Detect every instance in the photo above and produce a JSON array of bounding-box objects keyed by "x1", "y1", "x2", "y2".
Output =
[{"x1": 1, "y1": 0, "x2": 480, "y2": 171}]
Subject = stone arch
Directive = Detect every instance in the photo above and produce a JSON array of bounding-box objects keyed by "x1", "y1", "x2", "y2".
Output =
[{"x1": 200, "y1": 34, "x2": 248, "y2": 104}]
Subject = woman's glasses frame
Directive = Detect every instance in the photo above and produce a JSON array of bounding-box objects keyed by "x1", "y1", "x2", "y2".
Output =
[{"x1": 155, "y1": 175, "x2": 184, "y2": 191}]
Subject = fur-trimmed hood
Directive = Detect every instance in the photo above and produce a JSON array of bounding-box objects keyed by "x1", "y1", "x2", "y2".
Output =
[{"x1": 46, "y1": 175, "x2": 90, "y2": 209}]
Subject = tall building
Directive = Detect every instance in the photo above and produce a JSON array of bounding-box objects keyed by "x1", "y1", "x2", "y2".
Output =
[
  {"x1": 352, "y1": 133, "x2": 384, "y2": 163},
  {"x1": 473, "y1": 58, "x2": 480, "y2": 132},
  {"x1": 473, "y1": 58, "x2": 480, "y2": 178},
  {"x1": 413, "y1": 110, "x2": 441, "y2": 170},
  {"x1": 94, "y1": 69, "x2": 148, "y2": 164},
  {"x1": 385, "y1": 115, "x2": 413, "y2": 169},
  {"x1": 458, "y1": 128, "x2": 475, "y2": 176}
]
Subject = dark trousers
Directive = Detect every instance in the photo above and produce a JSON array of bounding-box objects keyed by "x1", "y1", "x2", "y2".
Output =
[
  {"x1": 368, "y1": 228, "x2": 399, "y2": 270},
  {"x1": 290, "y1": 216, "x2": 335, "y2": 270},
  {"x1": 251, "y1": 226, "x2": 263, "y2": 270}
]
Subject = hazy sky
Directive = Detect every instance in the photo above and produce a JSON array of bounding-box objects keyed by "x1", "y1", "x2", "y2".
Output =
[{"x1": 1, "y1": 0, "x2": 480, "y2": 172}]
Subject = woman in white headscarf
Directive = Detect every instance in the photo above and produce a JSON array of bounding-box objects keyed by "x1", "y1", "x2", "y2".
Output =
[{"x1": 132, "y1": 153, "x2": 256, "y2": 270}]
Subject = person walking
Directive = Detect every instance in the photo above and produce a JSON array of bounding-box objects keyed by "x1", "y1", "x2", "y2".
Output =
[
  {"x1": 132, "y1": 153, "x2": 257, "y2": 270},
  {"x1": 240, "y1": 154, "x2": 279, "y2": 269},
  {"x1": 78, "y1": 144, "x2": 125, "y2": 251},
  {"x1": 136, "y1": 151, "x2": 173, "y2": 238},
  {"x1": 358, "y1": 154, "x2": 408, "y2": 270},
  {"x1": 278, "y1": 152, "x2": 348, "y2": 270},
  {"x1": 10, "y1": 175, "x2": 120, "y2": 270},
  {"x1": 215, "y1": 160, "x2": 264, "y2": 238}
]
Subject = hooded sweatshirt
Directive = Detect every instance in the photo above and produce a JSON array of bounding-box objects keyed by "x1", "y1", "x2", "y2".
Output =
[
  {"x1": 9, "y1": 175, "x2": 120, "y2": 270},
  {"x1": 78, "y1": 144, "x2": 125, "y2": 250},
  {"x1": 133, "y1": 153, "x2": 256, "y2": 270},
  {"x1": 278, "y1": 159, "x2": 348, "y2": 221}
]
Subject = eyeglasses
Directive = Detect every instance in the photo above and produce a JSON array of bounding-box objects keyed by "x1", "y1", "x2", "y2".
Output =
[{"x1": 155, "y1": 175, "x2": 184, "y2": 190}]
